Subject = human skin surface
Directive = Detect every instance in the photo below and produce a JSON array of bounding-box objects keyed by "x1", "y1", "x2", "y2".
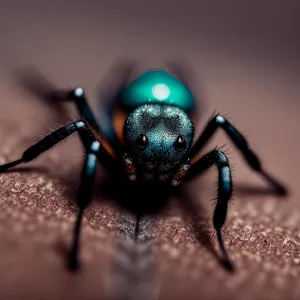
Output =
[{"x1": 0, "y1": 1, "x2": 299, "y2": 300}]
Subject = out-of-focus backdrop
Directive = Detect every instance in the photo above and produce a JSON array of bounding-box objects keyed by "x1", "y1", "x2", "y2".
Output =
[{"x1": 0, "y1": 1, "x2": 299, "y2": 300}]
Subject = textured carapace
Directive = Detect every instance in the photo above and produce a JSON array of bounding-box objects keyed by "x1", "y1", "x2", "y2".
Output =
[{"x1": 124, "y1": 104, "x2": 194, "y2": 182}]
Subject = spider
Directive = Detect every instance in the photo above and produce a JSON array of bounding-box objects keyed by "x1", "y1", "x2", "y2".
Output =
[{"x1": 0, "y1": 62, "x2": 287, "y2": 272}]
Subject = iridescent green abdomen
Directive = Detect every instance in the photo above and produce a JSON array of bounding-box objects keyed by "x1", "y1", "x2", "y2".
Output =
[{"x1": 119, "y1": 70, "x2": 195, "y2": 111}]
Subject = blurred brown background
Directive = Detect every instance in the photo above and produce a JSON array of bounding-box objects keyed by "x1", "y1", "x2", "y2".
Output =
[{"x1": 0, "y1": 1, "x2": 299, "y2": 300}]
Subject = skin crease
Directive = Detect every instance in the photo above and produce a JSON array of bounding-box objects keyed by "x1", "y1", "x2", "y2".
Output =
[{"x1": 0, "y1": 1, "x2": 299, "y2": 300}]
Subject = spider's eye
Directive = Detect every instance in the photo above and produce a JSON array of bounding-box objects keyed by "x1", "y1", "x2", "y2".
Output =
[
  {"x1": 174, "y1": 135, "x2": 186, "y2": 152},
  {"x1": 135, "y1": 134, "x2": 148, "y2": 150}
]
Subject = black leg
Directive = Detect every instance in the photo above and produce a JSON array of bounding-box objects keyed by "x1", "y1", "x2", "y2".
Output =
[
  {"x1": 66, "y1": 87, "x2": 124, "y2": 158},
  {"x1": 66, "y1": 61, "x2": 136, "y2": 154},
  {"x1": 0, "y1": 120, "x2": 116, "y2": 271},
  {"x1": 68, "y1": 140, "x2": 100, "y2": 271},
  {"x1": 0, "y1": 120, "x2": 115, "y2": 172},
  {"x1": 67, "y1": 88, "x2": 99, "y2": 129},
  {"x1": 49, "y1": 86, "x2": 102, "y2": 137},
  {"x1": 187, "y1": 149, "x2": 235, "y2": 271},
  {"x1": 190, "y1": 114, "x2": 287, "y2": 195}
]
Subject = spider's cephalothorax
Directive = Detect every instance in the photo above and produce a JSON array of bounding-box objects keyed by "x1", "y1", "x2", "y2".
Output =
[
  {"x1": 123, "y1": 104, "x2": 194, "y2": 184},
  {"x1": 0, "y1": 62, "x2": 287, "y2": 272},
  {"x1": 116, "y1": 70, "x2": 196, "y2": 185}
]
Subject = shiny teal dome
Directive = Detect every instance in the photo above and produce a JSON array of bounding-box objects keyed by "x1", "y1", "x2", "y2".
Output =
[{"x1": 119, "y1": 70, "x2": 195, "y2": 111}]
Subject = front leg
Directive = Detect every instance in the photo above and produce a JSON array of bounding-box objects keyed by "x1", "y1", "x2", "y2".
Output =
[
  {"x1": 0, "y1": 120, "x2": 116, "y2": 172},
  {"x1": 188, "y1": 149, "x2": 234, "y2": 271},
  {"x1": 190, "y1": 114, "x2": 287, "y2": 194},
  {"x1": 68, "y1": 140, "x2": 100, "y2": 271}
]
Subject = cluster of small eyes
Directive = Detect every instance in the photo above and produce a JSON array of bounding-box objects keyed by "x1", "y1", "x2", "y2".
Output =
[{"x1": 135, "y1": 133, "x2": 186, "y2": 152}]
